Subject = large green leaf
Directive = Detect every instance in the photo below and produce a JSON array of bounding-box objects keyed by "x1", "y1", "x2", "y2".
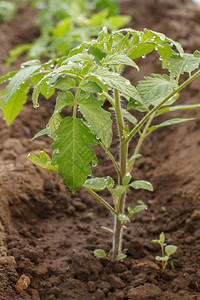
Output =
[
  {"x1": 147, "y1": 118, "x2": 194, "y2": 134},
  {"x1": 3, "y1": 65, "x2": 40, "y2": 106},
  {"x1": 90, "y1": 68, "x2": 143, "y2": 104},
  {"x1": 129, "y1": 74, "x2": 177, "y2": 110},
  {"x1": 166, "y1": 53, "x2": 200, "y2": 78},
  {"x1": 78, "y1": 93, "x2": 112, "y2": 149},
  {"x1": 51, "y1": 117, "x2": 98, "y2": 193}
]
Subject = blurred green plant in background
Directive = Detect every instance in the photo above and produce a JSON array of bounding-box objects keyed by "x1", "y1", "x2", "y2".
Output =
[{"x1": 5, "y1": 0, "x2": 130, "y2": 66}]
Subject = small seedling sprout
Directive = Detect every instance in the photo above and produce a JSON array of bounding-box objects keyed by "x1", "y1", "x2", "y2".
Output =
[{"x1": 152, "y1": 232, "x2": 177, "y2": 272}]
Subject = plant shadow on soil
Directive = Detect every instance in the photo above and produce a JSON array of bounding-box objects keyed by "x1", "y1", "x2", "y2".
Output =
[{"x1": 0, "y1": 1, "x2": 200, "y2": 299}]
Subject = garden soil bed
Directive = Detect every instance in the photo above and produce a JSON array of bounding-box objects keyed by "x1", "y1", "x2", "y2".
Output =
[{"x1": 0, "y1": 0, "x2": 200, "y2": 299}]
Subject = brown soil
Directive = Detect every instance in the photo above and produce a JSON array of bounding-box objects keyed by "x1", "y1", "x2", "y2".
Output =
[{"x1": 0, "y1": 1, "x2": 200, "y2": 299}]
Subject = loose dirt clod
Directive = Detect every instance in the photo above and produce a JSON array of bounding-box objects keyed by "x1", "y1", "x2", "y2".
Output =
[{"x1": 15, "y1": 274, "x2": 30, "y2": 293}]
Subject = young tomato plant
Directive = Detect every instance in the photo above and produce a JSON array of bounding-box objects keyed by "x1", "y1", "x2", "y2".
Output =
[
  {"x1": 152, "y1": 232, "x2": 177, "y2": 272},
  {"x1": 1, "y1": 28, "x2": 200, "y2": 261}
]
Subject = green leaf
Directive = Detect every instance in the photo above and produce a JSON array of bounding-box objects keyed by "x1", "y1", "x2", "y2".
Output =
[
  {"x1": 31, "y1": 73, "x2": 55, "y2": 104},
  {"x1": 2, "y1": 81, "x2": 29, "y2": 125},
  {"x1": 48, "y1": 113, "x2": 62, "y2": 137},
  {"x1": 122, "y1": 172, "x2": 132, "y2": 186},
  {"x1": 151, "y1": 239, "x2": 160, "y2": 244},
  {"x1": 102, "y1": 54, "x2": 139, "y2": 70},
  {"x1": 5, "y1": 44, "x2": 31, "y2": 68},
  {"x1": 114, "y1": 185, "x2": 126, "y2": 196},
  {"x1": 28, "y1": 151, "x2": 58, "y2": 172},
  {"x1": 118, "y1": 214, "x2": 130, "y2": 222},
  {"x1": 128, "y1": 154, "x2": 141, "y2": 164},
  {"x1": 165, "y1": 245, "x2": 177, "y2": 256},
  {"x1": 129, "y1": 180, "x2": 153, "y2": 192},
  {"x1": 63, "y1": 53, "x2": 94, "y2": 64},
  {"x1": 128, "y1": 204, "x2": 147, "y2": 216},
  {"x1": 54, "y1": 77, "x2": 76, "y2": 91},
  {"x1": 78, "y1": 94, "x2": 112, "y2": 149},
  {"x1": 83, "y1": 177, "x2": 107, "y2": 191},
  {"x1": 106, "y1": 176, "x2": 115, "y2": 190},
  {"x1": 110, "y1": 107, "x2": 138, "y2": 124},
  {"x1": 166, "y1": 53, "x2": 200, "y2": 78},
  {"x1": 106, "y1": 15, "x2": 131, "y2": 29},
  {"x1": 53, "y1": 91, "x2": 74, "y2": 116},
  {"x1": 155, "y1": 256, "x2": 169, "y2": 262},
  {"x1": 193, "y1": 50, "x2": 200, "y2": 58},
  {"x1": 32, "y1": 128, "x2": 49, "y2": 140},
  {"x1": 148, "y1": 118, "x2": 194, "y2": 134},
  {"x1": 3, "y1": 65, "x2": 40, "y2": 106},
  {"x1": 0, "y1": 70, "x2": 17, "y2": 84},
  {"x1": 160, "y1": 232, "x2": 165, "y2": 244},
  {"x1": 131, "y1": 74, "x2": 177, "y2": 109},
  {"x1": 116, "y1": 253, "x2": 127, "y2": 261},
  {"x1": 94, "y1": 249, "x2": 107, "y2": 258},
  {"x1": 129, "y1": 43, "x2": 156, "y2": 60},
  {"x1": 89, "y1": 46, "x2": 107, "y2": 63},
  {"x1": 51, "y1": 117, "x2": 98, "y2": 193},
  {"x1": 121, "y1": 108, "x2": 138, "y2": 124},
  {"x1": 21, "y1": 59, "x2": 41, "y2": 67},
  {"x1": 157, "y1": 104, "x2": 200, "y2": 115},
  {"x1": 82, "y1": 81, "x2": 102, "y2": 93},
  {"x1": 91, "y1": 68, "x2": 143, "y2": 104}
]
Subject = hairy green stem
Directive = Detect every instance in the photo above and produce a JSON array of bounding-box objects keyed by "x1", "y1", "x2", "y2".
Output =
[
  {"x1": 127, "y1": 113, "x2": 155, "y2": 172},
  {"x1": 84, "y1": 187, "x2": 118, "y2": 216},
  {"x1": 112, "y1": 89, "x2": 128, "y2": 260},
  {"x1": 125, "y1": 69, "x2": 200, "y2": 144}
]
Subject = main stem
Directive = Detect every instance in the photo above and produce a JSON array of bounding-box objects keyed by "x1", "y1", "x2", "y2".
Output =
[{"x1": 112, "y1": 89, "x2": 128, "y2": 260}]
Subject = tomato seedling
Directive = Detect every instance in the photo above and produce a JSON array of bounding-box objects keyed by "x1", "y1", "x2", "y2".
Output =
[
  {"x1": 152, "y1": 232, "x2": 177, "y2": 272},
  {"x1": 1, "y1": 28, "x2": 200, "y2": 261}
]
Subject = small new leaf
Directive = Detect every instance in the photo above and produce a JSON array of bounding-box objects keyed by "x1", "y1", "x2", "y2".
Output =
[
  {"x1": 122, "y1": 172, "x2": 132, "y2": 186},
  {"x1": 118, "y1": 214, "x2": 130, "y2": 222},
  {"x1": 165, "y1": 245, "x2": 177, "y2": 257},
  {"x1": 155, "y1": 256, "x2": 169, "y2": 262},
  {"x1": 116, "y1": 253, "x2": 127, "y2": 261},
  {"x1": 94, "y1": 249, "x2": 107, "y2": 258},
  {"x1": 159, "y1": 232, "x2": 165, "y2": 244},
  {"x1": 83, "y1": 177, "x2": 107, "y2": 191},
  {"x1": 114, "y1": 185, "x2": 126, "y2": 196},
  {"x1": 129, "y1": 180, "x2": 153, "y2": 192},
  {"x1": 28, "y1": 152, "x2": 58, "y2": 172}
]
